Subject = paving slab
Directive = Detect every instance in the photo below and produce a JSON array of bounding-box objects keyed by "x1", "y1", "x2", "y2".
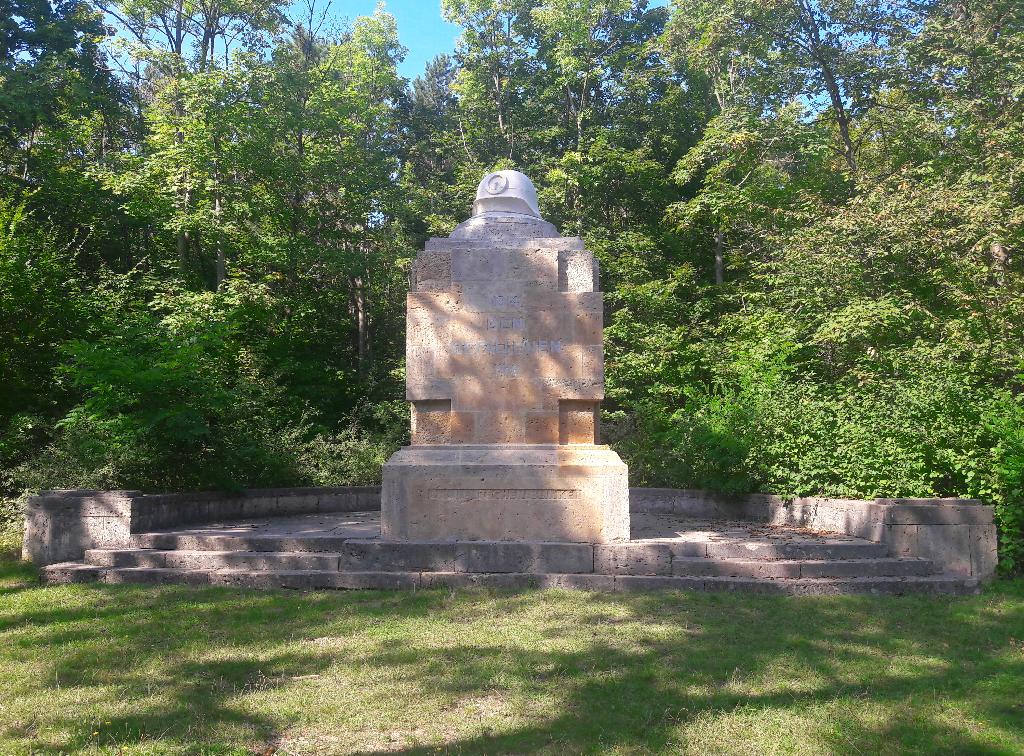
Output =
[{"x1": 131, "y1": 511, "x2": 887, "y2": 553}]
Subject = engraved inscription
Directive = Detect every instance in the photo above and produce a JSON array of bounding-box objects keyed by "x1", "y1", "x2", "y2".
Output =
[
  {"x1": 430, "y1": 488, "x2": 581, "y2": 502},
  {"x1": 450, "y1": 339, "x2": 562, "y2": 355},
  {"x1": 487, "y1": 316, "x2": 525, "y2": 330},
  {"x1": 491, "y1": 294, "x2": 521, "y2": 308}
]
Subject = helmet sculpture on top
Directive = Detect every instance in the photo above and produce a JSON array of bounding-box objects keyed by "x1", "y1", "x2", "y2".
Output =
[{"x1": 472, "y1": 170, "x2": 541, "y2": 218}]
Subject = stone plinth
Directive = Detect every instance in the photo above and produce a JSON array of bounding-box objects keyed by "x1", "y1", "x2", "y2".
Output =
[
  {"x1": 382, "y1": 445, "x2": 629, "y2": 542},
  {"x1": 382, "y1": 170, "x2": 630, "y2": 543}
]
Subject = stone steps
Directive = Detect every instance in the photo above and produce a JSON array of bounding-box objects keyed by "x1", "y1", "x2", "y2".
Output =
[
  {"x1": 120, "y1": 541, "x2": 597, "y2": 573},
  {"x1": 594, "y1": 540, "x2": 889, "y2": 574},
  {"x1": 40, "y1": 563, "x2": 979, "y2": 595},
  {"x1": 82, "y1": 548, "x2": 933, "y2": 578},
  {"x1": 651, "y1": 557, "x2": 932, "y2": 578},
  {"x1": 35, "y1": 513, "x2": 982, "y2": 596},
  {"x1": 128, "y1": 533, "x2": 889, "y2": 561}
]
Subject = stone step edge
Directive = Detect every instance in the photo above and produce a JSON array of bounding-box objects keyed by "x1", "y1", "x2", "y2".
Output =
[
  {"x1": 84, "y1": 549, "x2": 935, "y2": 578},
  {"x1": 128, "y1": 534, "x2": 891, "y2": 561},
  {"x1": 41, "y1": 564, "x2": 979, "y2": 595}
]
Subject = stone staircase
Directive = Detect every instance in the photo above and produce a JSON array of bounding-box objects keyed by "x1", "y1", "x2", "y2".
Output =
[{"x1": 40, "y1": 512, "x2": 981, "y2": 595}]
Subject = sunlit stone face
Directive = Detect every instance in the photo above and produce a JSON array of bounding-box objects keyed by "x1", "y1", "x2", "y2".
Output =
[
  {"x1": 406, "y1": 193, "x2": 603, "y2": 446},
  {"x1": 382, "y1": 170, "x2": 629, "y2": 543}
]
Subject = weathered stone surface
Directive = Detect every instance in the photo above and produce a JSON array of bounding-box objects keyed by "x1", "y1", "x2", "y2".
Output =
[
  {"x1": 628, "y1": 488, "x2": 752, "y2": 519},
  {"x1": 875, "y1": 499, "x2": 993, "y2": 526},
  {"x1": 704, "y1": 539, "x2": 888, "y2": 561},
  {"x1": 594, "y1": 543, "x2": 671, "y2": 575},
  {"x1": 537, "y1": 573, "x2": 615, "y2": 591},
  {"x1": 40, "y1": 563, "x2": 101, "y2": 583},
  {"x1": 426, "y1": 237, "x2": 585, "y2": 252},
  {"x1": 84, "y1": 549, "x2": 168, "y2": 568},
  {"x1": 762, "y1": 497, "x2": 998, "y2": 578},
  {"x1": 795, "y1": 558, "x2": 933, "y2": 578},
  {"x1": 29, "y1": 488, "x2": 996, "y2": 590},
  {"x1": 970, "y1": 524, "x2": 999, "y2": 579},
  {"x1": 558, "y1": 250, "x2": 599, "y2": 293},
  {"x1": 671, "y1": 557, "x2": 803, "y2": 578},
  {"x1": 338, "y1": 541, "x2": 458, "y2": 572},
  {"x1": 212, "y1": 570, "x2": 420, "y2": 591},
  {"x1": 49, "y1": 510, "x2": 989, "y2": 595},
  {"x1": 615, "y1": 575, "x2": 707, "y2": 592},
  {"x1": 453, "y1": 541, "x2": 593, "y2": 574},
  {"x1": 420, "y1": 572, "x2": 537, "y2": 590},
  {"x1": 382, "y1": 445, "x2": 629, "y2": 543},
  {"x1": 382, "y1": 171, "x2": 630, "y2": 544},
  {"x1": 41, "y1": 559, "x2": 982, "y2": 595},
  {"x1": 24, "y1": 485, "x2": 387, "y2": 566},
  {"x1": 22, "y1": 490, "x2": 137, "y2": 565}
]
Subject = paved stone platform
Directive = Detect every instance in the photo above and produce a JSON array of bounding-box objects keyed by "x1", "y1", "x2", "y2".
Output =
[
  {"x1": 122, "y1": 511, "x2": 881, "y2": 552},
  {"x1": 152, "y1": 511, "x2": 384, "y2": 540},
  {"x1": 40, "y1": 511, "x2": 981, "y2": 595}
]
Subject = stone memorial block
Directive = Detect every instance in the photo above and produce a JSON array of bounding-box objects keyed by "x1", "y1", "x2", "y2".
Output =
[{"x1": 381, "y1": 170, "x2": 630, "y2": 543}]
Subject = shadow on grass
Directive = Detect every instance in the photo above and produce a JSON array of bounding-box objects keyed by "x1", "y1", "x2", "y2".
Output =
[
  {"x1": 0, "y1": 533, "x2": 37, "y2": 594},
  {"x1": 361, "y1": 586, "x2": 1024, "y2": 754},
  {"x1": 2, "y1": 583, "x2": 443, "y2": 752},
  {"x1": 2, "y1": 568, "x2": 1023, "y2": 753}
]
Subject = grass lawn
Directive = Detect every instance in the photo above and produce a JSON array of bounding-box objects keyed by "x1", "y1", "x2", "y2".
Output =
[{"x1": 2, "y1": 527, "x2": 1023, "y2": 755}]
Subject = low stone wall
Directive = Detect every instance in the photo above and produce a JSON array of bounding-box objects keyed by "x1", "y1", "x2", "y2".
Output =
[
  {"x1": 630, "y1": 488, "x2": 998, "y2": 579},
  {"x1": 22, "y1": 487, "x2": 381, "y2": 566},
  {"x1": 23, "y1": 486, "x2": 998, "y2": 580},
  {"x1": 628, "y1": 488, "x2": 753, "y2": 519}
]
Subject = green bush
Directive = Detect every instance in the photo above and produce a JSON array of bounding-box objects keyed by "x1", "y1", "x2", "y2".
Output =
[
  {"x1": 296, "y1": 399, "x2": 408, "y2": 487},
  {"x1": 989, "y1": 390, "x2": 1024, "y2": 573},
  {"x1": 0, "y1": 495, "x2": 24, "y2": 557},
  {"x1": 611, "y1": 353, "x2": 1022, "y2": 574}
]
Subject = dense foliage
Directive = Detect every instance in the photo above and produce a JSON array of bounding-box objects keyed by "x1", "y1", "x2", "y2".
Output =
[{"x1": 1, "y1": 0, "x2": 1022, "y2": 571}]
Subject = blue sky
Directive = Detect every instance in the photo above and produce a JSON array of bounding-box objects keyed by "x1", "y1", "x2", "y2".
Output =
[
  {"x1": 321, "y1": 1, "x2": 461, "y2": 79},
  {"x1": 323, "y1": 1, "x2": 668, "y2": 80}
]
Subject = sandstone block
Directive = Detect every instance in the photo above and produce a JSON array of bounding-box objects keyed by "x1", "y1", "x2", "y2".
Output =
[
  {"x1": 594, "y1": 543, "x2": 671, "y2": 575},
  {"x1": 538, "y1": 573, "x2": 614, "y2": 590},
  {"x1": 559, "y1": 400, "x2": 598, "y2": 444},
  {"x1": 453, "y1": 542, "x2": 593, "y2": 573},
  {"x1": 615, "y1": 575, "x2": 705, "y2": 592},
  {"x1": 406, "y1": 378, "x2": 452, "y2": 402},
  {"x1": 525, "y1": 412, "x2": 559, "y2": 444},
  {"x1": 420, "y1": 572, "x2": 537, "y2": 590},
  {"x1": 474, "y1": 412, "x2": 525, "y2": 443},
  {"x1": 413, "y1": 251, "x2": 452, "y2": 291},
  {"x1": 339, "y1": 541, "x2": 458, "y2": 571},
  {"x1": 412, "y1": 400, "x2": 452, "y2": 445},
  {"x1": 382, "y1": 446, "x2": 629, "y2": 543},
  {"x1": 558, "y1": 250, "x2": 598, "y2": 293},
  {"x1": 450, "y1": 411, "x2": 476, "y2": 443}
]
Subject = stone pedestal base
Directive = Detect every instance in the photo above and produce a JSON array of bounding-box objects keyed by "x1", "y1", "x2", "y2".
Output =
[{"x1": 381, "y1": 445, "x2": 629, "y2": 543}]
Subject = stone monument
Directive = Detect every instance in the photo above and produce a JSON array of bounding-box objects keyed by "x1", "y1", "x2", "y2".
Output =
[{"x1": 381, "y1": 170, "x2": 629, "y2": 543}]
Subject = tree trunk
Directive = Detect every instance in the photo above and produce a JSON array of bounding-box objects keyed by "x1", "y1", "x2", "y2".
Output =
[
  {"x1": 797, "y1": 0, "x2": 858, "y2": 175},
  {"x1": 177, "y1": 229, "x2": 189, "y2": 272},
  {"x1": 352, "y1": 275, "x2": 368, "y2": 378},
  {"x1": 493, "y1": 71, "x2": 506, "y2": 135},
  {"x1": 991, "y1": 242, "x2": 1009, "y2": 283},
  {"x1": 22, "y1": 122, "x2": 37, "y2": 180},
  {"x1": 177, "y1": 185, "x2": 191, "y2": 276}
]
